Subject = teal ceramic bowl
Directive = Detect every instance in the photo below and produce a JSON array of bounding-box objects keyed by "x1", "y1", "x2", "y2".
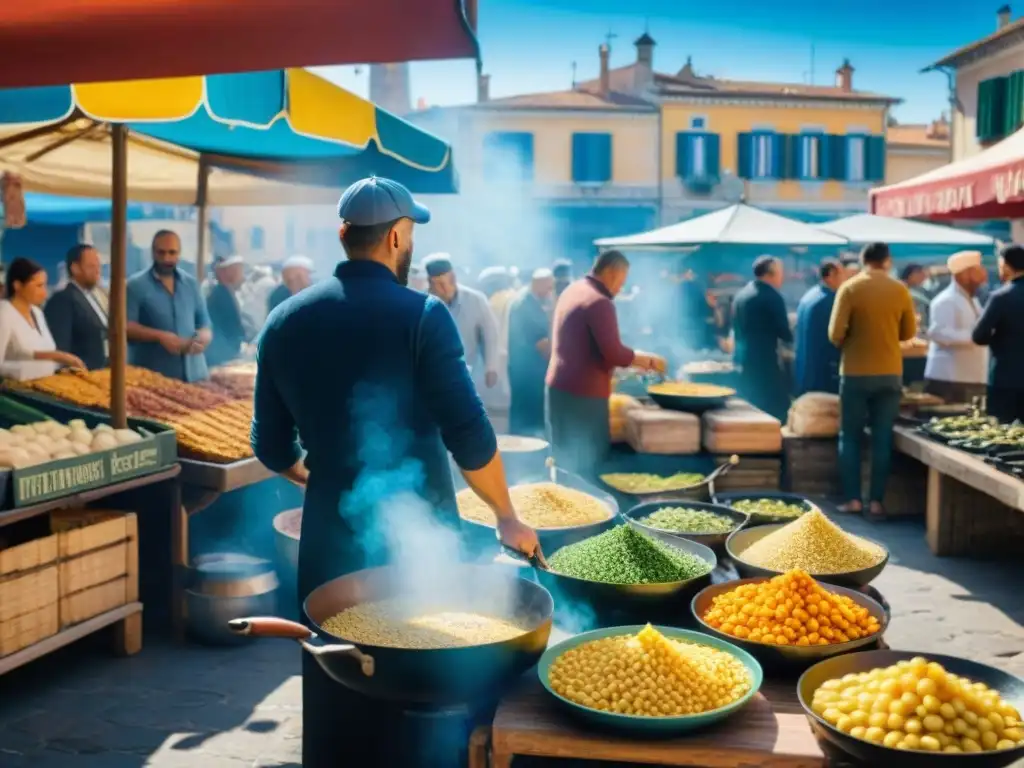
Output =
[{"x1": 537, "y1": 625, "x2": 763, "y2": 735}]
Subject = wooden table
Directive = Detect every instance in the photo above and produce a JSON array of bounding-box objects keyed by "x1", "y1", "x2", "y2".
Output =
[
  {"x1": 893, "y1": 426, "x2": 1024, "y2": 556},
  {"x1": 470, "y1": 676, "x2": 825, "y2": 768}
]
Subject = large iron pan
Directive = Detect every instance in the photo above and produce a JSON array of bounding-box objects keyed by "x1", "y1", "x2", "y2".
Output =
[{"x1": 229, "y1": 563, "x2": 553, "y2": 708}]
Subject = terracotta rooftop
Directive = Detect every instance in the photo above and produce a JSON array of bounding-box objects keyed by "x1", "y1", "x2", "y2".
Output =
[
  {"x1": 574, "y1": 63, "x2": 899, "y2": 103},
  {"x1": 471, "y1": 86, "x2": 656, "y2": 111},
  {"x1": 931, "y1": 16, "x2": 1024, "y2": 68},
  {"x1": 887, "y1": 121, "x2": 951, "y2": 149}
]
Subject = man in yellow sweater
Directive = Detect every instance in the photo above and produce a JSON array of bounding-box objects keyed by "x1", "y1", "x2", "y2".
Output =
[{"x1": 828, "y1": 242, "x2": 917, "y2": 520}]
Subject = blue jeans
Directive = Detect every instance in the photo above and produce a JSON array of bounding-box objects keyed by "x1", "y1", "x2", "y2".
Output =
[{"x1": 839, "y1": 375, "x2": 902, "y2": 504}]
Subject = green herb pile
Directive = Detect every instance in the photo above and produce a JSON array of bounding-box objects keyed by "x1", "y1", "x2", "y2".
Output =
[
  {"x1": 731, "y1": 498, "x2": 807, "y2": 520},
  {"x1": 639, "y1": 506, "x2": 737, "y2": 534},
  {"x1": 547, "y1": 525, "x2": 711, "y2": 585}
]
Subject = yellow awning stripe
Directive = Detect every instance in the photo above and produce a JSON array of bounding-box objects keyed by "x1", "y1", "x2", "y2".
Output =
[
  {"x1": 74, "y1": 77, "x2": 206, "y2": 122},
  {"x1": 286, "y1": 69, "x2": 377, "y2": 148}
]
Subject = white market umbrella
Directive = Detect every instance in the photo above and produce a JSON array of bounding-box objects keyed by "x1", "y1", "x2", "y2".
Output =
[
  {"x1": 594, "y1": 203, "x2": 849, "y2": 250},
  {"x1": 814, "y1": 214, "x2": 995, "y2": 247}
]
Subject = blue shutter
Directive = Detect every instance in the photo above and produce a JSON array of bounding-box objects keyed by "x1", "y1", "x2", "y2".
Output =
[
  {"x1": 867, "y1": 135, "x2": 886, "y2": 182},
  {"x1": 737, "y1": 133, "x2": 752, "y2": 178},
  {"x1": 249, "y1": 226, "x2": 264, "y2": 251},
  {"x1": 484, "y1": 132, "x2": 534, "y2": 181},
  {"x1": 818, "y1": 135, "x2": 832, "y2": 179},
  {"x1": 706, "y1": 134, "x2": 721, "y2": 179},
  {"x1": 783, "y1": 135, "x2": 799, "y2": 179},
  {"x1": 770, "y1": 133, "x2": 784, "y2": 179},
  {"x1": 675, "y1": 132, "x2": 689, "y2": 178},
  {"x1": 516, "y1": 133, "x2": 535, "y2": 181},
  {"x1": 571, "y1": 133, "x2": 611, "y2": 183},
  {"x1": 828, "y1": 135, "x2": 847, "y2": 181}
]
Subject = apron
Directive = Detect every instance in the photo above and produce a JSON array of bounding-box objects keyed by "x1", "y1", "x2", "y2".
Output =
[
  {"x1": 545, "y1": 386, "x2": 611, "y2": 483},
  {"x1": 298, "y1": 482, "x2": 475, "y2": 768}
]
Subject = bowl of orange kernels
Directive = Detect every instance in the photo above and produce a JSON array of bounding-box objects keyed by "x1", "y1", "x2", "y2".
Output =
[{"x1": 691, "y1": 570, "x2": 889, "y2": 670}]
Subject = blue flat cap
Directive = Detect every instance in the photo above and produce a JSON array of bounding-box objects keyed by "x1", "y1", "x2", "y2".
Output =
[{"x1": 337, "y1": 176, "x2": 431, "y2": 226}]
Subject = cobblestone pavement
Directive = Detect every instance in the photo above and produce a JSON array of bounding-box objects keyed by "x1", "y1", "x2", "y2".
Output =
[{"x1": 0, "y1": 506, "x2": 1022, "y2": 767}]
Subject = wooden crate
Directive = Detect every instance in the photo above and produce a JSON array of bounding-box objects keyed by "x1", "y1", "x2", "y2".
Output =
[
  {"x1": 712, "y1": 455, "x2": 781, "y2": 491},
  {"x1": 51, "y1": 510, "x2": 137, "y2": 629},
  {"x1": 782, "y1": 430, "x2": 924, "y2": 515},
  {"x1": 0, "y1": 603, "x2": 58, "y2": 657},
  {"x1": 0, "y1": 529, "x2": 59, "y2": 656}
]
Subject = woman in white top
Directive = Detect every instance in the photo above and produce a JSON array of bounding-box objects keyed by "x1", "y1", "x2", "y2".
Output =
[{"x1": 0, "y1": 258, "x2": 84, "y2": 380}]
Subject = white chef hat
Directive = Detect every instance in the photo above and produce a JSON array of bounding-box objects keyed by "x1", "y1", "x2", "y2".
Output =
[
  {"x1": 282, "y1": 255, "x2": 314, "y2": 272},
  {"x1": 531, "y1": 267, "x2": 554, "y2": 280},
  {"x1": 214, "y1": 254, "x2": 245, "y2": 269},
  {"x1": 947, "y1": 250, "x2": 982, "y2": 274}
]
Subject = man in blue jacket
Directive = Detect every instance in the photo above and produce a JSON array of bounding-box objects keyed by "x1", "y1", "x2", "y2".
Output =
[
  {"x1": 251, "y1": 177, "x2": 540, "y2": 767},
  {"x1": 972, "y1": 244, "x2": 1024, "y2": 422},
  {"x1": 794, "y1": 258, "x2": 846, "y2": 396}
]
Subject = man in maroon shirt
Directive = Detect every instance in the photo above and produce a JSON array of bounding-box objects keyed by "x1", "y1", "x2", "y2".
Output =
[{"x1": 545, "y1": 250, "x2": 665, "y2": 477}]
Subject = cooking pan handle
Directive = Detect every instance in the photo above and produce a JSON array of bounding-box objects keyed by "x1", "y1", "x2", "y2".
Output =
[
  {"x1": 228, "y1": 617, "x2": 375, "y2": 677},
  {"x1": 499, "y1": 543, "x2": 549, "y2": 571},
  {"x1": 706, "y1": 454, "x2": 739, "y2": 501}
]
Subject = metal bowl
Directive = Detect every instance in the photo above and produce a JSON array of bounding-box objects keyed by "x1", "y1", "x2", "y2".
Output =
[
  {"x1": 538, "y1": 625, "x2": 763, "y2": 735},
  {"x1": 460, "y1": 467, "x2": 619, "y2": 554},
  {"x1": 647, "y1": 384, "x2": 735, "y2": 413},
  {"x1": 725, "y1": 523, "x2": 890, "y2": 588},
  {"x1": 534, "y1": 527, "x2": 716, "y2": 616},
  {"x1": 691, "y1": 577, "x2": 889, "y2": 672},
  {"x1": 716, "y1": 491, "x2": 818, "y2": 527},
  {"x1": 625, "y1": 499, "x2": 749, "y2": 552},
  {"x1": 799, "y1": 650, "x2": 1024, "y2": 768}
]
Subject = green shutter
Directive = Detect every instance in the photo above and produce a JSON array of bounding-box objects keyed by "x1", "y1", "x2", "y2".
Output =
[
  {"x1": 1005, "y1": 71, "x2": 1024, "y2": 135},
  {"x1": 675, "y1": 132, "x2": 690, "y2": 178},
  {"x1": 978, "y1": 77, "x2": 1009, "y2": 142},
  {"x1": 737, "y1": 133, "x2": 752, "y2": 179}
]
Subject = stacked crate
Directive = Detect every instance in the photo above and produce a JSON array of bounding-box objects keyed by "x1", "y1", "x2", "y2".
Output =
[
  {"x1": 51, "y1": 510, "x2": 138, "y2": 628},
  {"x1": 0, "y1": 530, "x2": 58, "y2": 656}
]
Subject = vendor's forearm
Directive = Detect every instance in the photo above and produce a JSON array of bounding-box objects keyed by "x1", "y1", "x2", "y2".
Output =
[
  {"x1": 127, "y1": 321, "x2": 167, "y2": 343},
  {"x1": 196, "y1": 327, "x2": 212, "y2": 344},
  {"x1": 461, "y1": 452, "x2": 517, "y2": 523}
]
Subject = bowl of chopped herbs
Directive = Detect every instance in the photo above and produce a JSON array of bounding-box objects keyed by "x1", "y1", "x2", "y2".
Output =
[
  {"x1": 625, "y1": 500, "x2": 749, "y2": 551},
  {"x1": 529, "y1": 525, "x2": 716, "y2": 615}
]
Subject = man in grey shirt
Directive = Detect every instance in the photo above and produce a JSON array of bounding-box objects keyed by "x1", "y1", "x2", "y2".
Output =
[{"x1": 423, "y1": 254, "x2": 500, "y2": 390}]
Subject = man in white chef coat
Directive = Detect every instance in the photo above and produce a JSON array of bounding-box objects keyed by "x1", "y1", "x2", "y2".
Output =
[{"x1": 924, "y1": 250, "x2": 989, "y2": 404}]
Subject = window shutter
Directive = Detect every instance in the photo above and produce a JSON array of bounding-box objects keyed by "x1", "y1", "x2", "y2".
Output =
[
  {"x1": 737, "y1": 133, "x2": 752, "y2": 179},
  {"x1": 518, "y1": 133, "x2": 535, "y2": 181},
  {"x1": 484, "y1": 132, "x2": 535, "y2": 181},
  {"x1": 783, "y1": 135, "x2": 800, "y2": 179},
  {"x1": 978, "y1": 77, "x2": 1009, "y2": 142},
  {"x1": 675, "y1": 132, "x2": 690, "y2": 178},
  {"x1": 572, "y1": 133, "x2": 612, "y2": 183},
  {"x1": 828, "y1": 135, "x2": 847, "y2": 181},
  {"x1": 818, "y1": 135, "x2": 832, "y2": 179},
  {"x1": 1005, "y1": 71, "x2": 1024, "y2": 134},
  {"x1": 571, "y1": 133, "x2": 589, "y2": 182},
  {"x1": 770, "y1": 133, "x2": 784, "y2": 179},
  {"x1": 596, "y1": 133, "x2": 612, "y2": 182},
  {"x1": 706, "y1": 133, "x2": 721, "y2": 179},
  {"x1": 866, "y1": 135, "x2": 886, "y2": 182}
]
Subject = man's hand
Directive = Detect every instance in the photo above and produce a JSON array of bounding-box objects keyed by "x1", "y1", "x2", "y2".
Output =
[
  {"x1": 188, "y1": 336, "x2": 209, "y2": 355},
  {"x1": 158, "y1": 332, "x2": 189, "y2": 355},
  {"x1": 496, "y1": 516, "x2": 542, "y2": 560},
  {"x1": 56, "y1": 352, "x2": 86, "y2": 370},
  {"x1": 485, "y1": 370, "x2": 498, "y2": 388},
  {"x1": 536, "y1": 338, "x2": 551, "y2": 359},
  {"x1": 282, "y1": 459, "x2": 309, "y2": 488},
  {"x1": 633, "y1": 352, "x2": 667, "y2": 374}
]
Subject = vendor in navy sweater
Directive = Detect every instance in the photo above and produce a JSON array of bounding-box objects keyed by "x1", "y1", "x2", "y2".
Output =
[
  {"x1": 250, "y1": 176, "x2": 540, "y2": 768},
  {"x1": 545, "y1": 250, "x2": 665, "y2": 477}
]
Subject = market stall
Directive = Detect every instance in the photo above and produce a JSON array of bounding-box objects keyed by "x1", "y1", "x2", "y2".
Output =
[{"x1": 870, "y1": 126, "x2": 1024, "y2": 221}]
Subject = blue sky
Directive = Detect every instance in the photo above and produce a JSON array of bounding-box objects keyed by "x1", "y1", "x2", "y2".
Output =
[{"x1": 314, "y1": 0, "x2": 1005, "y2": 124}]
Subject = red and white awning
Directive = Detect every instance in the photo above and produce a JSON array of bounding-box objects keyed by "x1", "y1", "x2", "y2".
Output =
[{"x1": 871, "y1": 127, "x2": 1024, "y2": 221}]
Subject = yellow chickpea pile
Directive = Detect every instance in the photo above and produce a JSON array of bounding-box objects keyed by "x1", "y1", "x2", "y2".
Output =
[
  {"x1": 701, "y1": 570, "x2": 881, "y2": 647},
  {"x1": 547, "y1": 624, "x2": 752, "y2": 717},
  {"x1": 811, "y1": 657, "x2": 1024, "y2": 753}
]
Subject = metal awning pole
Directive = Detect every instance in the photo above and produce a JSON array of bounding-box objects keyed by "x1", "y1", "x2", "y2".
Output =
[
  {"x1": 109, "y1": 124, "x2": 128, "y2": 428},
  {"x1": 195, "y1": 160, "x2": 210, "y2": 278}
]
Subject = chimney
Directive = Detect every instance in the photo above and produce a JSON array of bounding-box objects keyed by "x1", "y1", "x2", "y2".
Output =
[
  {"x1": 599, "y1": 43, "x2": 611, "y2": 97},
  {"x1": 477, "y1": 73, "x2": 491, "y2": 103},
  {"x1": 997, "y1": 4, "x2": 1012, "y2": 28},
  {"x1": 835, "y1": 59, "x2": 854, "y2": 92},
  {"x1": 416, "y1": 97, "x2": 428, "y2": 111},
  {"x1": 633, "y1": 32, "x2": 656, "y2": 93},
  {"x1": 369, "y1": 62, "x2": 411, "y2": 115}
]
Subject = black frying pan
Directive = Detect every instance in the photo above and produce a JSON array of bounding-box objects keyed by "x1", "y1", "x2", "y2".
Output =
[{"x1": 229, "y1": 563, "x2": 553, "y2": 708}]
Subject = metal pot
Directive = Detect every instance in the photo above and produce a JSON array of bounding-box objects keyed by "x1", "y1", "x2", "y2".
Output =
[
  {"x1": 229, "y1": 563, "x2": 554, "y2": 707},
  {"x1": 188, "y1": 552, "x2": 279, "y2": 646},
  {"x1": 272, "y1": 508, "x2": 301, "y2": 578}
]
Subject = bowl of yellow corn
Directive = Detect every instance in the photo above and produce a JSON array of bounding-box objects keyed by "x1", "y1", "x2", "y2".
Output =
[
  {"x1": 799, "y1": 650, "x2": 1024, "y2": 768},
  {"x1": 647, "y1": 381, "x2": 735, "y2": 413},
  {"x1": 539, "y1": 623, "x2": 762, "y2": 734}
]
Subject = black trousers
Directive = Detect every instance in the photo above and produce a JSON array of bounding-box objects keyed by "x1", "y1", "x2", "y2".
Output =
[{"x1": 987, "y1": 386, "x2": 1024, "y2": 423}]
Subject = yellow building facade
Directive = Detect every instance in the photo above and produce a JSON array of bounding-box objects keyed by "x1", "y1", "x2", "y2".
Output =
[{"x1": 406, "y1": 33, "x2": 901, "y2": 262}]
